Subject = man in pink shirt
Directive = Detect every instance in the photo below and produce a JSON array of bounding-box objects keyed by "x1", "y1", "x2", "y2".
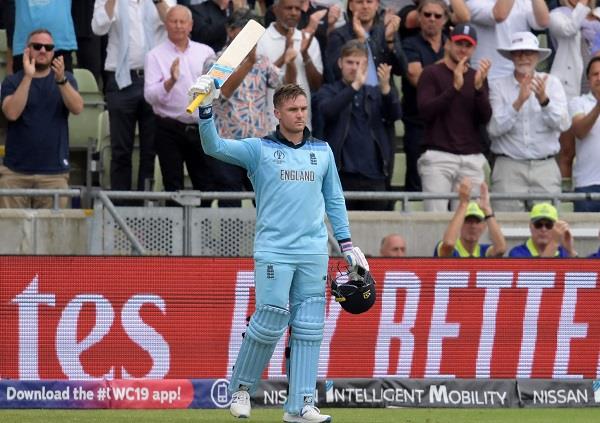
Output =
[{"x1": 144, "y1": 5, "x2": 215, "y2": 201}]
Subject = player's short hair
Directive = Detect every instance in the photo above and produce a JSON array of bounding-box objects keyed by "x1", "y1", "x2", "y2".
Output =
[
  {"x1": 227, "y1": 8, "x2": 259, "y2": 28},
  {"x1": 340, "y1": 40, "x2": 368, "y2": 58},
  {"x1": 273, "y1": 84, "x2": 307, "y2": 108},
  {"x1": 27, "y1": 28, "x2": 53, "y2": 44}
]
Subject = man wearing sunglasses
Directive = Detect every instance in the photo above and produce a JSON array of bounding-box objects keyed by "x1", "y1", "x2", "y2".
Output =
[
  {"x1": 0, "y1": 29, "x2": 83, "y2": 208},
  {"x1": 509, "y1": 203, "x2": 578, "y2": 257}
]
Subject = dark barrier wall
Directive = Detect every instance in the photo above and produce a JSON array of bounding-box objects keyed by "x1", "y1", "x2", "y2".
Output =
[{"x1": 1, "y1": 257, "x2": 599, "y2": 380}]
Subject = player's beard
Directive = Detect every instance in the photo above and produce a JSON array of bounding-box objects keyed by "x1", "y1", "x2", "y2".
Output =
[
  {"x1": 290, "y1": 122, "x2": 305, "y2": 133},
  {"x1": 282, "y1": 121, "x2": 305, "y2": 136},
  {"x1": 35, "y1": 61, "x2": 51, "y2": 71}
]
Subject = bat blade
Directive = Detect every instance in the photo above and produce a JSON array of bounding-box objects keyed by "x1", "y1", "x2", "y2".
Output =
[{"x1": 186, "y1": 19, "x2": 266, "y2": 114}]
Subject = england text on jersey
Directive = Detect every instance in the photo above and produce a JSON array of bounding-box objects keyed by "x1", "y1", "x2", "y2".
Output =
[{"x1": 279, "y1": 169, "x2": 315, "y2": 182}]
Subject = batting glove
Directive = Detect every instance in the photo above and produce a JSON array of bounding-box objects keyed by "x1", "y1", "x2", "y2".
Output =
[
  {"x1": 188, "y1": 74, "x2": 221, "y2": 107},
  {"x1": 344, "y1": 246, "x2": 370, "y2": 272}
]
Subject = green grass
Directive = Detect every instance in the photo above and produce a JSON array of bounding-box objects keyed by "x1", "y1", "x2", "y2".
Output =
[{"x1": 1, "y1": 408, "x2": 600, "y2": 423}]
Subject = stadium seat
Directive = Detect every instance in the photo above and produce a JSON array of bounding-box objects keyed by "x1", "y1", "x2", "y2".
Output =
[
  {"x1": 73, "y1": 68, "x2": 103, "y2": 104},
  {"x1": 0, "y1": 29, "x2": 7, "y2": 82},
  {"x1": 69, "y1": 69, "x2": 105, "y2": 152},
  {"x1": 0, "y1": 30, "x2": 7, "y2": 144},
  {"x1": 183, "y1": 163, "x2": 193, "y2": 189},
  {"x1": 392, "y1": 75, "x2": 404, "y2": 140},
  {"x1": 69, "y1": 107, "x2": 102, "y2": 151},
  {"x1": 69, "y1": 69, "x2": 105, "y2": 187},
  {"x1": 69, "y1": 107, "x2": 101, "y2": 187},
  {"x1": 484, "y1": 160, "x2": 491, "y2": 186},
  {"x1": 153, "y1": 156, "x2": 163, "y2": 192},
  {"x1": 394, "y1": 119, "x2": 405, "y2": 139},
  {"x1": 0, "y1": 29, "x2": 6, "y2": 53},
  {"x1": 95, "y1": 110, "x2": 145, "y2": 191},
  {"x1": 0, "y1": 113, "x2": 6, "y2": 147},
  {"x1": 394, "y1": 198, "x2": 425, "y2": 212},
  {"x1": 559, "y1": 201, "x2": 574, "y2": 213},
  {"x1": 391, "y1": 152, "x2": 406, "y2": 189},
  {"x1": 536, "y1": 33, "x2": 550, "y2": 72},
  {"x1": 96, "y1": 110, "x2": 113, "y2": 189}
]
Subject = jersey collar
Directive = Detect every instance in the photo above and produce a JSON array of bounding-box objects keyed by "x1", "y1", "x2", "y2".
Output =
[{"x1": 266, "y1": 126, "x2": 312, "y2": 149}]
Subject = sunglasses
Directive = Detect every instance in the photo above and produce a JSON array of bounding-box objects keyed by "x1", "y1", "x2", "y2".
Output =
[
  {"x1": 29, "y1": 43, "x2": 55, "y2": 52},
  {"x1": 533, "y1": 221, "x2": 554, "y2": 230},
  {"x1": 423, "y1": 11, "x2": 444, "y2": 19}
]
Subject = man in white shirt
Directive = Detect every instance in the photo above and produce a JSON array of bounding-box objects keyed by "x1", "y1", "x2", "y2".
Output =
[
  {"x1": 256, "y1": 0, "x2": 323, "y2": 129},
  {"x1": 487, "y1": 32, "x2": 570, "y2": 211},
  {"x1": 466, "y1": 0, "x2": 549, "y2": 80},
  {"x1": 569, "y1": 56, "x2": 600, "y2": 212},
  {"x1": 92, "y1": 0, "x2": 175, "y2": 194}
]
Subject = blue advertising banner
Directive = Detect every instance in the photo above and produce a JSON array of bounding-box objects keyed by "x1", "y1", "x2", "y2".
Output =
[{"x1": 2, "y1": 379, "x2": 600, "y2": 409}]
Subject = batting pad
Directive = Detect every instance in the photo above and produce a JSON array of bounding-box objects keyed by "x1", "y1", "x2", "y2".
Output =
[
  {"x1": 285, "y1": 297, "x2": 326, "y2": 414},
  {"x1": 229, "y1": 304, "x2": 289, "y2": 394}
]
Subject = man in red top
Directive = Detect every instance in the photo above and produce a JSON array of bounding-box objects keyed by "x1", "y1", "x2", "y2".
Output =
[{"x1": 416, "y1": 23, "x2": 492, "y2": 212}]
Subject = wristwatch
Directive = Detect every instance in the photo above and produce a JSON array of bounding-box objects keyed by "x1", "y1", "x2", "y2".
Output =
[{"x1": 56, "y1": 77, "x2": 68, "y2": 85}]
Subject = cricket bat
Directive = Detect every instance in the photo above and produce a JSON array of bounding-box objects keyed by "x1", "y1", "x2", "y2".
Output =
[{"x1": 186, "y1": 19, "x2": 266, "y2": 114}]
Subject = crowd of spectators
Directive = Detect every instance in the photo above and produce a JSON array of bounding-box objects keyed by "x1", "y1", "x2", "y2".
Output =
[
  {"x1": 380, "y1": 178, "x2": 591, "y2": 257},
  {"x1": 1, "y1": 0, "x2": 600, "y2": 214}
]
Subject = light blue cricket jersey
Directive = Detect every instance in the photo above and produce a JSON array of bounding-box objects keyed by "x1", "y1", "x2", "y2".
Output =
[
  {"x1": 13, "y1": 0, "x2": 77, "y2": 55},
  {"x1": 199, "y1": 117, "x2": 351, "y2": 255}
]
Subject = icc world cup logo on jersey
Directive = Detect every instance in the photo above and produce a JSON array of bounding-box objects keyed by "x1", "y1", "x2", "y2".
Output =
[{"x1": 273, "y1": 150, "x2": 285, "y2": 165}]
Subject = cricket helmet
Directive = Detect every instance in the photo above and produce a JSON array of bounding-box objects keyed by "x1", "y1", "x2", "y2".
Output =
[{"x1": 329, "y1": 265, "x2": 376, "y2": 314}]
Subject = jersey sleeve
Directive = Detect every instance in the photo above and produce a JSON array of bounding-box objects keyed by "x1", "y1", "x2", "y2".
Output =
[
  {"x1": 321, "y1": 145, "x2": 351, "y2": 241},
  {"x1": 198, "y1": 116, "x2": 261, "y2": 174}
]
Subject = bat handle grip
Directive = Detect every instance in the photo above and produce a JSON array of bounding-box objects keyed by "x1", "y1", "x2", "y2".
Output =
[{"x1": 186, "y1": 93, "x2": 207, "y2": 114}]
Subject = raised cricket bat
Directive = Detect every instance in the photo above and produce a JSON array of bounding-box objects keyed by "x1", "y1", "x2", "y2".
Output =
[{"x1": 186, "y1": 19, "x2": 266, "y2": 114}]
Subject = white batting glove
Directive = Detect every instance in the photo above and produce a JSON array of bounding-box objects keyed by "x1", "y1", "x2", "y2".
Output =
[
  {"x1": 344, "y1": 246, "x2": 370, "y2": 272},
  {"x1": 188, "y1": 74, "x2": 221, "y2": 107}
]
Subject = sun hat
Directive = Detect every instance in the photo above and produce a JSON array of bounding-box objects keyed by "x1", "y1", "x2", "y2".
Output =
[{"x1": 497, "y1": 32, "x2": 552, "y2": 62}]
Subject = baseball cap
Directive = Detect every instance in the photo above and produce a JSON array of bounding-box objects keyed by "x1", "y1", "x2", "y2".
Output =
[
  {"x1": 530, "y1": 203, "x2": 558, "y2": 222},
  {"x1": 451, "y1": 23, "x2": 477, "y2": 46},
  {"x1": 465, "y1": 201, "x2": 485, "y2": 220}
]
